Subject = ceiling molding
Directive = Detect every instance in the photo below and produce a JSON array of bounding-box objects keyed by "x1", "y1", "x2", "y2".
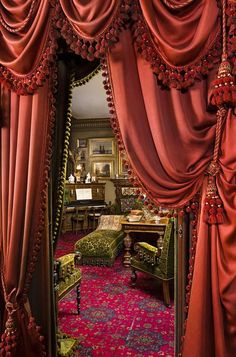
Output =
[{"x1": 72, "y1": 117, "x2": 111, "y2": 130}]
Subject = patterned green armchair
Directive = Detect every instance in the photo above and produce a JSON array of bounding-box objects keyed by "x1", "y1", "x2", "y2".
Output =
[
  {"x1": 54, "y1": 253, "x2": 82, "y2": 356},
  {"x1": 54, "y1": 253, "x2": 82, "y2": 314},
  {"x1": 74, "y1": 215, "x2": 124, "y2": 266},
  {"x1": 130, "y1": 221, "x2": 174, "y2": 306}
]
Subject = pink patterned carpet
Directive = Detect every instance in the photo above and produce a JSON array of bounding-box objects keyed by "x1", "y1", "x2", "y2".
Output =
[{"x1": 56, "y1": 233, "x2": 174, "y2": 357}]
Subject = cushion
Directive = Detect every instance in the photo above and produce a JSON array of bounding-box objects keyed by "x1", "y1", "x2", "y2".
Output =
[
  {"x1": 134, "y1": 242, "x2": 159, "y2": 266},
  {"x1": 74, "y1": 229, "x2": 124, "y2": 266},
  {"x1": 96, "y1": 215, "x2": 124, "y2": 231}
]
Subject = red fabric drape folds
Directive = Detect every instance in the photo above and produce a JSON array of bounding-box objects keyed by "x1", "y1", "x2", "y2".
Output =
[
  {"x1": 106, "y1": 30, "x2": 217, "y2": 208},
  {"x1": 0, "y1": 0, "x2": 57, "y2": 94},
  {"x1": 139, "y1": 0, "x2": 220, "y2": 66},
  {"x1": 55, "y1": 0, "x2": 129, "y2": 63},
  {"x1": 0, "y1": 0, "x2": 50, "y2": 73},
  {"x1": 131, "y1": 0, "x2": 221, "y2": 89},
  {"x1": 59, "y1": 0, "x2": 120, "y2": 39},
  {"x1": 183, "y1": 110, "x2": 236, "y2": 357},
  {"x1": 0, "y1": 79, "x2": 53, "y2": 355},
  {"x1": 1, "y1": 1, "x2": 236, "y2": 357}
]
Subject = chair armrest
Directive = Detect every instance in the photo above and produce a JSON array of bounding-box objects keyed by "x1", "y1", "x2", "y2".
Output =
[
  {"x1": 134, "y1": 242, "x2": 161, "y2": 266},
  {"x1": 74, "y1": 251, "x2": 82, "y2": 264}
]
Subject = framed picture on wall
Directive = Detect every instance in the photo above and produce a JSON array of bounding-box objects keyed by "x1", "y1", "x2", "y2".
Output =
[
  {"x1": 91, "y1": 160, "x2": 114, "y2": 179},
  {"x1": 118, "y1": 151, "x2": 129, "y2": 177},
  {"x1": 89, "y1": 138, "x2": 115, "y2": 156},
  {"x1": 77, "y1": 138, "x2": 87, "y2": 148}
]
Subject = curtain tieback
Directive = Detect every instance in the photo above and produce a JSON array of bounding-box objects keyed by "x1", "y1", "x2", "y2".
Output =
[
  {"x1": 0, "y1": 288, "x2": 46, "y2": 357},
  {"x1": 204, "y1": 106, "x2": 227, "y2": 225},
  {"x1": 209, "y1": 56, "x2": 236, "y2": 107},
  {"x1": 209, "y1": 0, "x2": 236, "y2": 107},
  {"x1": 0, "y1": 287, "x2": 20, "y2": 357}
]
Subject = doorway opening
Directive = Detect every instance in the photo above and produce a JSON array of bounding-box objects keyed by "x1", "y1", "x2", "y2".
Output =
[{"x1": 51, "y1": 48, "x2": 182, "y2": 356}]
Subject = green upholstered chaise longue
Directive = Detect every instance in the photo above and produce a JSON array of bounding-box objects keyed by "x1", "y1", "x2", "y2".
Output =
[{"x1": 74, "y1": 215, "x2": 124, "y2": 266}]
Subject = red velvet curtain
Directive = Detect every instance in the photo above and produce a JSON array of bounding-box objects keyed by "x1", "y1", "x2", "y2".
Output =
[
  {"x1": 106, "y1": 29, "x2": 216, "y2": 207},
  {"x1": 0, "y1": 0, "x2": 57, "y2": 94},
  {"x1": 0, "y1": 80, "x2": 54, "y2": 355},
  {"x1": 0, "y1": 1, "x2": 56, "y2": 355},
  {"x1": 106, "y1": 30, "x2": 236, "y2": 354},
  {"x1": 59, "y1": 0, "x2": 120, "y2": 39},
  {"x1": 182, "y1": 109, "x2": 236, "y2": 357},
  {"x1": 1, "y1": 1, "x2": 236, "y2": 356},
  {"x1": 139, "y1": 0, "x2": 219, "y2": 66},
  {"x1": 0, "y1": 0, "x2": 51, "y2": 73}
]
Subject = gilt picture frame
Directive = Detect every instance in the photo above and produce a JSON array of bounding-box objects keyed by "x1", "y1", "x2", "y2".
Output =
[
  {"x1": 91, "y1": 160, "x2": 114, "y2": 179},
  {"x1": 89, "y1": 138, "x2": 115, "y2": 156},
  {"x1": 118, "y1": 151, "x2": 129, "y2": 177},
  {"x1": 77, "y1": 138, "x2": 87, "y2": 148}
]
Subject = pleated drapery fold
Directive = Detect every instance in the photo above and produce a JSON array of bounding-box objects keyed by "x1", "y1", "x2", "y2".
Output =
[{"x1": 1, "y1": 1, "x2": 236, "y2": 356}]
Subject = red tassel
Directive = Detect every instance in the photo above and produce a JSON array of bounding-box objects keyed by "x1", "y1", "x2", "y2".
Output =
[
  {"x1": 204, "y1": 175, "x2": 225, "y2": 225},
  {"x1": 209, "y1": 59, "x2": 236, "y2": 107},
  {"x1": 216, "y1": 213, "x2": 224, "y2": 224},
  {"x1": 209, "y1": 214, "x2": 217, "y2": 224},
  {"x1": 0, "y1": 315, "x2": 18, "y2": 357}
]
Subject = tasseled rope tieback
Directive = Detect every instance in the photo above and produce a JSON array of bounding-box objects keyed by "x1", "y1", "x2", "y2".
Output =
[
  {"x1": 205, "y1": 0, "x2": 235, "y2": 225},
  {"x1": 0, "y1": 273, "x2": 19, "y2": 357},
  {"x1": 209, "y1": 0, "x2": 236, "y2": 107},
  {"x1": 204, "y1": 106, "x2": 227, "y2": 224}
]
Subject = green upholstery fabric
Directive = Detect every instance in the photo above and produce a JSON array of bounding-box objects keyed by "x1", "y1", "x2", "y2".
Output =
[
  {"x1": 56, "y1": 253, "x2": 76, "y2": 279},
  {"x1": 57, "y1": 332, "x2": 79, "y2": 357},
  {"x1": 57, "y1": 268, "x2": 82, "y2": 298},
  {"x1": 55, "y1": 253, "x2": 82, "y2": 307},
  {"x1": 133, "y1": 242, "x2": 159, "y2": 266},
  {"x1": 75, "y1": 229, "x2": 124, "y2": 266},
  {"x1": 131, "y1": 222, "x2": 174, "y2": 280}
]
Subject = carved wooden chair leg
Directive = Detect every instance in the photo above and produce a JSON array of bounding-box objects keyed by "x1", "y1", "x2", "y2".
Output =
[
  {"x1": 131, "y1": 268, "x2": 137, "y2": 287},
  {"x1": 162, "y1": 280, "x2": 171, "y2": 307},
  {"x1": 76, "y1": 283, "x2": 81, "y2": 314}
]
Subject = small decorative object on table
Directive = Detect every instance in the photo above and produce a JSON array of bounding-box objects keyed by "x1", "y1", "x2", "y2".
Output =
[
  {"x1": 68, "y1": 174, "x2": 75, "y2": 184},
  {"x1": 127, "y1": 209, "x2": 143, "y2": 222},
  {"x1": 127, "y1": 214, "x2": 142, "y2": 222},
  {"x1": 142, "y1": 206, "x2": 154, "y2": 221}
]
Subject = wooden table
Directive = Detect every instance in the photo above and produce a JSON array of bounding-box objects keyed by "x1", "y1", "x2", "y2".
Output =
[{"x1": 120, "y1": 219, "x2": 167, "y2": 267}]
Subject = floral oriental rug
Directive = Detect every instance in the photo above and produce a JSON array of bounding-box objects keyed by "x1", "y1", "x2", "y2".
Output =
[{"x1": 56, "y1": 233, "x2": 174, "y2": 357}]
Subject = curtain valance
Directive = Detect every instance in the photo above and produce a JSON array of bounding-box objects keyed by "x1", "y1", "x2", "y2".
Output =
[
  {"x1": 55, "y1": 0, "x2": 130, "y2": 62},
  {"x1": 1, "y1": 1, "x2": 236, "y2": 357},
  {"x1": 131, "y1": 0, "x2": 221, "y2": 89},
  {"x1": 0, "y1": 0, "x2": 227, "y2": 94},
  {"x1": 59, "y1": 0, "x2": 121, "y2": 39},
  {"x1": 0, "y1": 0, "x2": 58, "y2": 94}
]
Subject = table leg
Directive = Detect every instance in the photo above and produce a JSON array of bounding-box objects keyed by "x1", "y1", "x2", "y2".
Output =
[{"x1": 123, "y1": 232, "x2": 132, "y2": 268}]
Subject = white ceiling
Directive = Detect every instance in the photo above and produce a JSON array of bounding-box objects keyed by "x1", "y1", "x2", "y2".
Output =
[{"x1": 72, "y1": 71, "x2": 110, "y2": 119}]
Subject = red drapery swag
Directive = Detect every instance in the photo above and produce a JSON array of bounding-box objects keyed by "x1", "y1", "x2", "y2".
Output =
[{"x1": 0, "y1": 0, "x2": 236, "y2": 356}]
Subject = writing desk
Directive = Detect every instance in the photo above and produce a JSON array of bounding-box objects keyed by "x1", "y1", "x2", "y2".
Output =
[{"x1": 120, "y1": 219, "x2": 167, "y2": 267}]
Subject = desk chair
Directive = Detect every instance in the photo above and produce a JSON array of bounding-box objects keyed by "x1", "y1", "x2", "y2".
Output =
[
  {"x1": 130, "y1": 221, "x2": 174, "y2": 306},
  {"x1": 71, "y1": 206, "x2": 88, "y2": 233},
  {"x1": 88, "y1": 206, "x2": 108, "y2": 230}
]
